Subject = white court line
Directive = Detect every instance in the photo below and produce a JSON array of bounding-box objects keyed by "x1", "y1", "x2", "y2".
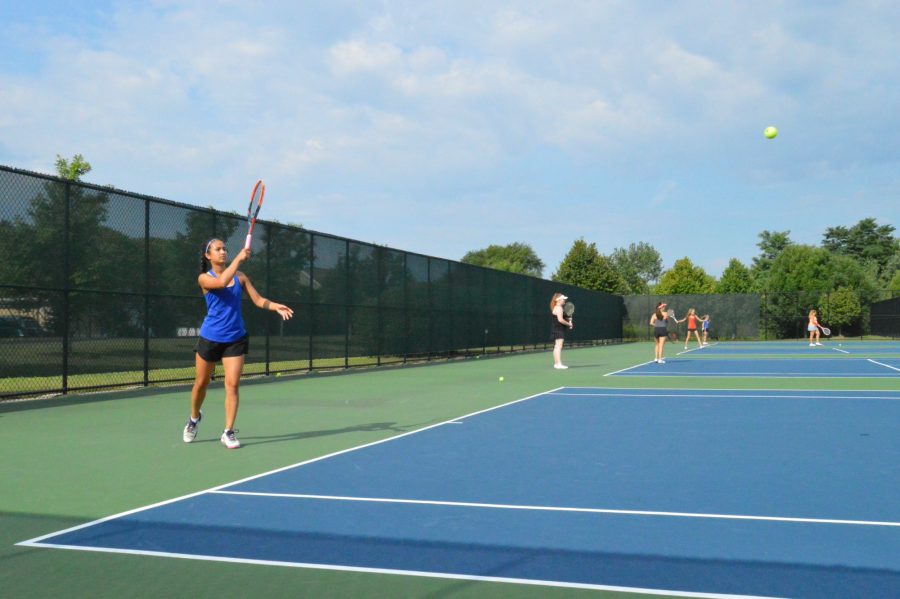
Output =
[
  {"x1": 18, "y1": 386, "x2": 566, "y2": 547},
  {"x1": 868, "y1": 359, "x2": 900, "y2": 372},
  {"x1": 212, "y1": 490, "x2": 900, "y2": 528},
  {"x1": 14, "y1": 544, "x2": 774, "y2": 599},
  {"x1": 676, "y1": 344, "x2": 708, "y2": 356},
  {"x1": 561, "y1": 385, "x2": 900, "y2": 394},
  {"x1": 547, "y1": 391, "x2": 900, "y2": 400},
  {"x1": 612, "y1": 373, "x2": 898, "y2": 378},
  {"x1": 603, "y1": 359, "x2": 657, "y2": 376},
  {"x1": 832, "y1": 347, "x2": 850, "y2": 354}
]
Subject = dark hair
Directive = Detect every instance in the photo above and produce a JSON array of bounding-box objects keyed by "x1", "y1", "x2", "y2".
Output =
[{"x1": 199, "y1": 238, "x2": 218, "y2": 273}]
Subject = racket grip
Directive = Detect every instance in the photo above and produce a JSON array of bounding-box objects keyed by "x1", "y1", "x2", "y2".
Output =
[{"x1": 244, "y1": 234, "x2": 252, "y2": 250}]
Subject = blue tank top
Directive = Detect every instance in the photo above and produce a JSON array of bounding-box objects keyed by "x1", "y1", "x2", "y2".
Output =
[{"x1": 199, "y1": 271, "x2": 246, "y2": 342}]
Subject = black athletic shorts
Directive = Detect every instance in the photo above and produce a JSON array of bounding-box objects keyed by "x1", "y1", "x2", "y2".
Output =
[
  {"x1": 194, "y1": 335, "x2": 249, "y2": 363},
  {"x1": 653, "y1": 329, "x2": 668, "y2": 338}
]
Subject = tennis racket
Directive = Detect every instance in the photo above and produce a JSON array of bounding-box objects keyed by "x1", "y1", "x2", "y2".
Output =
[
  {"x1": 821, "y1": 326, "x2": 831, "y2": 336},
  {"x1": 244, "y1": 179, "x2": 265, "y2": 250},
  {"x1": 666, "y1": 309, "x2": 678, "y2": 341},
  {"x1": 563, "y1": 301, "x2": 574, "y2": 328}
]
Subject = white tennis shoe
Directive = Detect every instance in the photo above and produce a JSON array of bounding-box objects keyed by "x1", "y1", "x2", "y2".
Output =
[
  {"x1": 221, "y1": 429, "x2": 241, "y2": 449},
  {"x1": 553, "y1": 364, "x2": 569, "y2": 369},
  {"x1": 182, "y1": 411, "x2": 202, "y2": 443}
]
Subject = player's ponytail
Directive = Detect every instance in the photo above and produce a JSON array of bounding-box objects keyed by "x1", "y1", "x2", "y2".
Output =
[{"x1": 199, "y1": 238, "x2": 217, "y2": 274}]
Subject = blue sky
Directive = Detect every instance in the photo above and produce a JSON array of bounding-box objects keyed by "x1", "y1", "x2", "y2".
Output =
[{"x1": 1, "y1": 1, "x2": 898, "y2": 277}]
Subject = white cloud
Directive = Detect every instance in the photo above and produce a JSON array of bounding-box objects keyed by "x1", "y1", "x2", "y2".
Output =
[
  {"x1": 329, "y1": 40, "x2": 403, "y2": 75},
  {"x1": 1, "y1": 1, "x2": 898, "y2": 276}
]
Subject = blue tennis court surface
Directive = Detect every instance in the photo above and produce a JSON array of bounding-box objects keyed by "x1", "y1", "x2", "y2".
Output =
[
  {"x1": 21, "y1": 388, "x2": 900, "y2": 598},
  {"x1": 678, "y1": 341, "x2": 900, "y2": 356},
  {"x1": 610, "y1": 357, "x2": 900, "y2": 377}
]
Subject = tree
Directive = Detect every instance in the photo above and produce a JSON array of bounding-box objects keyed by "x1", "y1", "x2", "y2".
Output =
[
  {"x1": 880, "y1": 253, "x2": 900, "y2": 289},
  {"x1": 461, "y1": 242, "x2": 544, "y2": 277},
  {"x1": 764, "y1": 245, "x2": 878, "y2": 337},
  {"x1": 55, "y1": 154, "x2": 92, "y2": 181},
  {"x1": 552, "y1": 238, "x2": 628, "y2": 294},
  {"x1": 716, "y1": 258, "x2": 755, "y2": 293},
  {"x1": 752, "y1": 230, "x2": 793, "y2": 287},
  {"x1": 609, "y1": 242, "x2": 663, "y2": 293},
  {"x1": 890, "y1": 270, "x2": 900, "y2": 293},
  {"x1": 820, "y1": 287, "x2": 862, "y2": 336},
  {"x1": 822, "y1": 218, "x2": 898, "y2": 278},
  {"x1": 656, "y1": 257, "x2": 716, "y2": 294}
]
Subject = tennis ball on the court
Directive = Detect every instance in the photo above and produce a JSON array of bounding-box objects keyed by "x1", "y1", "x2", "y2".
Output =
[
  {"x1": 498, "y1": 376, "x2": 504, "y2": 382},
  {"x1": 764, "y1": 126, "x2": 778, "y2": 139}
]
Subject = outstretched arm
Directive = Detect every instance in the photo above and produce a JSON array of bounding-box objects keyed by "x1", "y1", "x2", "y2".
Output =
[{"x1": 239, "y1": 273, "x2": 294, "y2": 320}]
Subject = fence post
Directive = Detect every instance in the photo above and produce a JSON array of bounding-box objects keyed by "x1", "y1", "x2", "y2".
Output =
[
  {"x1": 308, "y1": 234, "x2": 314, "y2": 372},
  {"x1": 143, "y1": 197, "x2": 150, "y2": 387},
  {"x1": 344, "y1": 239, "x2": 350, "y2": 369},
  {"x1": 265, "y1": 224, "x2": 271, "y2": 375},
  {"x1": 403, "y1": 252, "x2": 409, "y2": 363},
  {"x1": 376, "y1": 246, "x2": 383, "y2": 366},
  {"x1": 426, "y1": 258, "x2": 433, "y2": 361},
  {"x1": 62, "y1": 180, "x2": 71, "y2": 394}
]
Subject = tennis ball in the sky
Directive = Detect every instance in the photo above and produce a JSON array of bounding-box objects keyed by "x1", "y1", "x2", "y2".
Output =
[
  {"x1": 498, "y1": 376, "x2": 504, "y2": 382},
  {"x1": 764, "y1": 126, "x2": 778, "y2": 139}
]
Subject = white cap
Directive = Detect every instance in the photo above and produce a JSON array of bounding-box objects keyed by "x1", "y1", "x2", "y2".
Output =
[{"x1": 559, "y1": 294, "x2": 568, "y2": 300}]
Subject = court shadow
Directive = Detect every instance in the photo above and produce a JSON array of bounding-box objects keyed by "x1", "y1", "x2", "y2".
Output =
[{"x1": 191, "y1": 421, "x2": 431, "y2": 447}]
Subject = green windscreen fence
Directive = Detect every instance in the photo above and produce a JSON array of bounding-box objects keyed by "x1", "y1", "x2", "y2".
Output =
[
  {"x1": 870, "y1": 296, "x2": 900, "y2": 338},
  {"x1": 624, "y1": 291, "x2": 898, "y2": 341},
  {"x1": 0, "y1": 165, "x2": 623, "y2": 399},
  {"x1": 623, "y1": 294, "x2": 761, "y2": 341}
]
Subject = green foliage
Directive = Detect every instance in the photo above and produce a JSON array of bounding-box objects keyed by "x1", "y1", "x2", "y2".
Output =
[
  {"x1": 751, "y1": 230, "x2": 792, "y2": 286},
  {"x1": 819, "y1": 287, "x2": 862, "y2": 335},
  {"x1": 656, "y1": 257, "x2": 716, "y2": 294},
  {"x1": 553, "y1": 238, "x2": 628, "y2": 294},
  {"x1": 609, "y1": 242, "x2": 662, "y2": 293},
  {"x1": 461, "y1": 242, "x2": 544, "y2": 277},
  {"x1": 890, "y1": 270, "x2": 900, "y2": 292},
  {"x1": 54, "y1": 154, "x2": 92, "y2": 181},
  {"x1": 764, "y1": 245, "x2": 879, "y2": 337},
  {"x1": 822, "y1": 218, "x2": 898, "y2": 278},
  {"x1": 716, "y1": 258, "x2": 755, "y2": 293}
]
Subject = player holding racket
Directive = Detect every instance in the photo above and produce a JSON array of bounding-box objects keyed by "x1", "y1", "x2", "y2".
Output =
[
  {"x1": 681, "y1": 308, "x2": 704, "y2": 350},
  {"x1": 649, "y1": 302, "x2": 669, "y2": 363},
  {"x1": 550, "y1": 293, "x2": 573, "y2": 369},
  {"x1": 183, "y1": 238, "x2": 293, "y2": 449},
  {"x1": 807, "y1": 309, "x2": 825, "y2": 347}
]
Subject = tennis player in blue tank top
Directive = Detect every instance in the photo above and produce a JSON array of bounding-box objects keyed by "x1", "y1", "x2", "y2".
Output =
[{"x1": 183, "y1": 238, "x2": 294, "y2": 449}]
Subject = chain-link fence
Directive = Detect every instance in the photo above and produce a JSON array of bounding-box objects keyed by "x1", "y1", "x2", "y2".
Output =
[
  {"x1": 871, "y1": 296, "x2": 900, "y2": 337},
  {"x1": 623, "y1": 294, "x2": 760, "y2": 341},
  {"x1": 624, "y1": 291, "x2": 899, "y2": 341},
  {"x1": 0, "y1": 165, "x2": 623, "y2": 400}
]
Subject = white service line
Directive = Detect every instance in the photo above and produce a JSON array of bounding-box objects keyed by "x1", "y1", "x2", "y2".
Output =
[
  {"x1": 546, "y1": 391, "x2": 900, "y2": 400},
  {"x1": 603, "y1": 360, "x2": 657, "y2": 376},
  {"x1": 210, "y1": 490, "x2": 900, "y2": 528},
  {"x1": 18, "y1": 386, "x2": 566, "y2": 547},
  {"x1": 16, "y1": 542, "x2": 776, "y2": 599},
  {"x1": 868, "y1": 358, "x2": 900, "y2": 372},
  {"x1": 676, "y1": 344, "x2": 708, "y2": 356},
  {"x1": 832, "y1": 347, "x2": 850, "y2": 354}
]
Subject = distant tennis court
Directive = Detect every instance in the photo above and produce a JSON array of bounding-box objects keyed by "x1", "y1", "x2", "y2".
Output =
[
  {"x1": 609, "y1": 341, "x2": 900, "y2": 378},
  {"x1": 20, "y1": 385, "x2": 900, "y2": 598}
]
